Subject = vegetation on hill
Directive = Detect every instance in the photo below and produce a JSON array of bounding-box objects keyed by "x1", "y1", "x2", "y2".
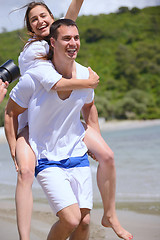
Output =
[{"x1": 0, "y1": 6, "x2": 160, "y2": 126}]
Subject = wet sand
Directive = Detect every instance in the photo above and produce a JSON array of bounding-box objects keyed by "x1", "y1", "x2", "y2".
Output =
[{"x1": 0, "y1": 199, "x2": 160, "y2": 240}]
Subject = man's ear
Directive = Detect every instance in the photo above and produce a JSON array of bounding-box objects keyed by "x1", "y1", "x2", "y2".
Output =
[{"x1": 50, "y1": 37, "x2": 55, "y2": 48}]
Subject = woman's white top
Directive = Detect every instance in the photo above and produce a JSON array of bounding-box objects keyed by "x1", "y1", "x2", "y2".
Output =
[{"x1": 17, "y1": 40, "x2": 63, "y2": 131}]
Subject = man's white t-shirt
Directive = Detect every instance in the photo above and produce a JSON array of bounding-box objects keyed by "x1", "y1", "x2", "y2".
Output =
[{"x1": 10, "y1": 62, "x2": 94, "y2": 163}]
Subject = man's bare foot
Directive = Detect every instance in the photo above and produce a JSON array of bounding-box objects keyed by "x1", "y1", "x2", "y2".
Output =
[{"x1": 102, "y1": 214, "x2": 133, "y2": 240}]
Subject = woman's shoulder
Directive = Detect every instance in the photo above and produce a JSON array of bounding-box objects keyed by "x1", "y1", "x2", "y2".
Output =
[
  {"x1": 19, "y1": 39, "x2": 49, "y2": 62},
  {"x1": 18, "y1": 39, "x2": 49, "y2": 75},
  {"x1": 24, "y1": 39, "x2": 49, "y2": 53}
]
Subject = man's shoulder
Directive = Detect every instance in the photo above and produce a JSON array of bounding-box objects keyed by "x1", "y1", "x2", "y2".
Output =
[
  {"x1": 75, "y1": 61, "x2": 88, "y2": 71},
  {"x1": 75, "y1": 62, "x2": 89, "y2": 79},
  {"x1": 18, "y1": 73, "x2": 36, "y2": 90}
]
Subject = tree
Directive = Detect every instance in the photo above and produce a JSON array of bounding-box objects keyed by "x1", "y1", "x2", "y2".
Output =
[{"x1": 117, "y1": 7, "x2": 129, "y2": 14}]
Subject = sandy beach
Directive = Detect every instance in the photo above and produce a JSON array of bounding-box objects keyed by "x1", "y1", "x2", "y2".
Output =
[
  {"x1": 1, "y1": 119, "x2": 160, "y2": 239},
  {"x1": 99, "y1": 118, "x2": 160, "y2": 131},
  {"x1": 0, "y1": 199, "x2": 160, "y2": 240}
]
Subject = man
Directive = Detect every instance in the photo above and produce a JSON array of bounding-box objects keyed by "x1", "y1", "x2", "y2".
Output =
[
  {"x1": 5, "y1": 19, "x2": 96, "y2": 240},
  {"x1": 0, "y1": 79, "x2": 8, "y2": 103}
]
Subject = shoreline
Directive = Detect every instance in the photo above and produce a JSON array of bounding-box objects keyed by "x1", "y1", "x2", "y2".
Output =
[
  {"x1": 0, "y1": 199, "x2": 160, "y2": 240},
  {"x1": 99, "y1": 118, "x2": 160, "y2": 131},
  {"x1": 1, "y1": 119, "x2": 160, "y2": 143},
  {"x1": 93, "y1": 201, "x2": 160, "y2": 216}
]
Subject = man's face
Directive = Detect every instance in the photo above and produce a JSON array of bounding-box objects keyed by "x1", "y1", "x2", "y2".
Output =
[{"x1": 51, "y1": 25, "x2": 80, "y2": 61}]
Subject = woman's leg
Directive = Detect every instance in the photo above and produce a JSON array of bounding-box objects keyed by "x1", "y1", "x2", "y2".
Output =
[
  {"x1": 15, "y1": 126, "x2": 36, "y2": 240},
  {"x1": 83, "y1": 124, "x2": 133, "y2": 240}
]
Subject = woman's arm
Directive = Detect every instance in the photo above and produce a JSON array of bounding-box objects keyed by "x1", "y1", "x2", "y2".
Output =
[
  {"x1": 52, "y1": 67, "x2": 99, "y2": 90},
  {"x1": 65, "y1": 0, "x2": 84, "y2": 21},
  {"x1": 19, "y1": 41, "x2": 99, "y2": 92}
]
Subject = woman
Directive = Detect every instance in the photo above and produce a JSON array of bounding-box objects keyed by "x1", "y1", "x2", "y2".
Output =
[{"x1": 6, "y1": 1, "x2": 132, "y2": 240}]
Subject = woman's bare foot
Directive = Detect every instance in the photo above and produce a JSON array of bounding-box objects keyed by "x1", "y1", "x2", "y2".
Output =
[{"x1": 102, "y1": 214, "x2": 133, "y2": 240}]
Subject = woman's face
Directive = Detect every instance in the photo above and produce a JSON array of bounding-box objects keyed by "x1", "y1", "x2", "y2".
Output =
[{"x1": 29, "y1": 5, "x2": 54, "y2": 37}]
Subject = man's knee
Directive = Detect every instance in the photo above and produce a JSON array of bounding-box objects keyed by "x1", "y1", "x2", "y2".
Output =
[
  {"x1": 58, "y1": 205, "x2": 81, "y2": 232},
  {"x1": 66, "y1": 215, "x2": 81, "y2": 232},
  {"x1": 81, "y1": 211, "x2": 90, "y2": 230}
]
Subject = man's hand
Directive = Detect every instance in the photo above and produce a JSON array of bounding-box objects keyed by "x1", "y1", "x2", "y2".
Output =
[
  {"x1": 13, "y1": 156, "x2": 19, "y2": 172},
  {"x1": 88, "y1": 67, "x2": 99, "y2": 89},
  {"x1": 87, "y1": 150, "x2": 98, "y2": 161}
]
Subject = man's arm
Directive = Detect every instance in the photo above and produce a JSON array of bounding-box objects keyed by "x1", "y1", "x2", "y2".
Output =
[
  {"x1": 81, "y1": 100, "x2": 101, "y2": 133},
  {"x1": 65, "y1": 0, "x2": 84, "y2": 21},
  {"x1": 5, "y1": 98, "x2": 27, "y2": 165},
  {"x1": 81, "y1": 100, "x2": 101, "y2": 160}
]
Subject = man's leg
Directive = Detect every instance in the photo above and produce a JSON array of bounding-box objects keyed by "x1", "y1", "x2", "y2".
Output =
[
  {"x1": 84, "y1": 125, "x2": 133, "y2": 240},
  {"x1": 69, "y1": 208, "x2": 90, "y2": 240},
  {"x1": 47, "y1": 204, "x2": 81, "y2": 240},
  {"x1": 15, "y1": 127, "x2": 36, "y2": 240}
]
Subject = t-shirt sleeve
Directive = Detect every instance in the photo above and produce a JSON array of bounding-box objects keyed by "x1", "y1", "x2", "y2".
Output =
[
  {"x1": 19, "y1": 40, "x2": 62, "y2": 92},
  {"x1": 85, "y1": 89, "x2": 94, "y2": 104},
  {"x1": 75, "y1": 62, "x2": 95, "y2": 104},
  {"x1": 10, "y1": 74, "x2": 35, "y2": 108},
  {"x1": 26, "y1": 60, "x2": 62, "y2": 92}
]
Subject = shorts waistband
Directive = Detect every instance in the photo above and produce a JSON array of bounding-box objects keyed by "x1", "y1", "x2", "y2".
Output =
[{"x1": 35, "y1": 153, "x2": 89, "y2": 177}]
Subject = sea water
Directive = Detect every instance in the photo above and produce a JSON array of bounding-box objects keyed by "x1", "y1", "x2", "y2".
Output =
[
  {"x1": 0, "y1": 124, "x2": 160, "y2": 203},
  {"x1": 92, "y1": 124, "x2": 160, "y2": 203}
]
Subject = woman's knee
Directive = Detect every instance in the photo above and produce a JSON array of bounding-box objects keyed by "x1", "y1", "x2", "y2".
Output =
[
  {"x1": 18, "y1": 166, "x2": 35, "y2": 183},
  {"x1": 100, "y1": 148, "x2": 115, "y2": 166}
]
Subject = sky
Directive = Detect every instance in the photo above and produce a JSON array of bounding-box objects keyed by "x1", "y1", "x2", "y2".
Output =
[{"x1": 0, "y1": 0, "x2": 160, "y2": 33}]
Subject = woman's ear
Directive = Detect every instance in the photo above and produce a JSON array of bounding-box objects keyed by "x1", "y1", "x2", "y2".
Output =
[{"x1": 50, "y1": 37, "x2": 55, "y2": 48}]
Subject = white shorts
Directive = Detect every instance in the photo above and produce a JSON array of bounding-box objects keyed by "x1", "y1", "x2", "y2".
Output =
[{"x1": 36, "y1": 166, "x2": 93, "y2": 214}]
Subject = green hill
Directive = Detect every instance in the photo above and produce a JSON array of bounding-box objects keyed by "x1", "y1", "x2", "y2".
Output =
[{"x1": 0, "y1": 6, "x2": 160, "y2": 126}]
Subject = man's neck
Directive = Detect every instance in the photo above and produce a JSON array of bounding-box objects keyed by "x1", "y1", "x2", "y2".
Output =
[{"x1": 52, "y1": 57, "x2": 76, "y2": 79}]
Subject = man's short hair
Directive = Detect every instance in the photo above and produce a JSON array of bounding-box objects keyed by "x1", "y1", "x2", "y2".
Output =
[{"x1": 49, "y1": 18, "x2": 79, "y2": 40}]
